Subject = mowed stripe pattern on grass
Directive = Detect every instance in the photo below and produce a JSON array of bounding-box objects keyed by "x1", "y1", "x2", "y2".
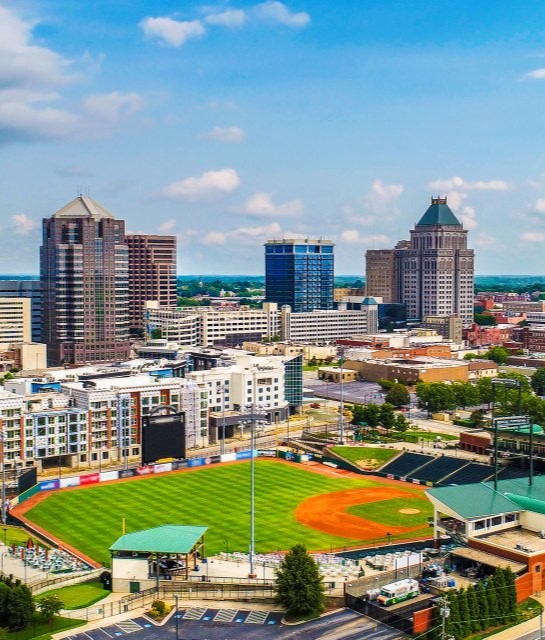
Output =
[{"x1": 24, "y1": 460, "x2": 406, "y2": 566}]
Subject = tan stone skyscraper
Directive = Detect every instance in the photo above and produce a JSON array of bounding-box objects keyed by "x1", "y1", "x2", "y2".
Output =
[{"x1": 365, "y1": 197, "x2": 474, "y2": 325}]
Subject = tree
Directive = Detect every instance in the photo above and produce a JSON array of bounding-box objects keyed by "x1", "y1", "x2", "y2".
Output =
[
  {"x1": 504, "y1": 567, "x2": 518, "y2": 622},
  {"x1": 466, "y1": 585, "x2": 480, "y2": 634},
  {"x1": 493, "y1": 568, "x2": 508, "y2": 625},
  {"x1": 485, "y1": 578, "x2": 500, "y2": 627},
  {"x1": 5, "y1": 586, "x2": 34, "y2": 630},
  {"x1": 474, "y1": 313, "x2": 497, "y2": 326},
  {"x1": 376, "y1": 378, "x2": 394, "y2": 391},
  {"x1": 361, "y1": 403, "x2": 381, "y2": 428},
  {"x1": 379, "y1": 403, "x2": 396, "y2": 431},
  {"x1": 393, "y1": 413, "x2": 411, "y2": 433},
  {"x1": 469, "y1": 409, "x2": 487, "y2": 428},
  {"x1": 452, "y1": 382, "x2": 481, "y2": 408},
  {"x1": 416, "y1": 382, "x2": 456, "y2": 413},
  {"x1": 37, "y1": 594, "x2": 64, "y2": 624},
  {"x1": 485, "y1": 346, "x2": 510, "y2": 365},
  {"x1": 475, "y1": 581, "x2": 490, "y2": 630},
  {"x1": 275, "y1": 545, "x2": 325, "y2": 617},
  {"x1": 384, "y1": 383, "x2": 410, "y2": 408},
  {"x1": 150, "y1": 328, "x2": 162, "y2": 340},
  {"x1": 531, "y1": 368, "x2": 545, "y2": 396},
  {"x1": 456, "y1": 589, "x2": 471, "y2": 639}
]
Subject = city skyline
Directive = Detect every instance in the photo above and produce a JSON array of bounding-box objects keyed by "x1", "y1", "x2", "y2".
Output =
[{"x1": 4, "y1": 2, "x2": 545, "y2": 275}]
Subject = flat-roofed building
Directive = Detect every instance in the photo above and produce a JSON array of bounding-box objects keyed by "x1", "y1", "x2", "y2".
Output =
[{"x1": 0, "y1": 298, "x2": 31, "y2": 345}]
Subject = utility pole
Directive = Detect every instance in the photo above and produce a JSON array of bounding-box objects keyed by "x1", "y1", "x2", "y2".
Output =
[
  {"x1": 438, "y1": 597, "x2": 451, "y2": 640},
  {"x1": 338, "y1": 347, "x2": 345, "y2": 444}
]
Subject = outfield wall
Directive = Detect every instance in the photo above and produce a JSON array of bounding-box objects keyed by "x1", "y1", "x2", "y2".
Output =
[{"x1": 14, "y1": 449, "x2": 271, "y2": 507}]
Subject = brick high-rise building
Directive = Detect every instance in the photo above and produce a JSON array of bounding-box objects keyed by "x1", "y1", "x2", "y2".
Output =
[
  {"x1": 364, "y1": 249, "x2": 396, "y2": 302},
  {"x1": 365, "y1": 197, "x2": 474, "y2": 325},
  {"x1": 126, "y1": 235, "x2": 177, "y2": 334},
  {"x1": 40, "y1": 196, "x2": 131, "y2": 366}
]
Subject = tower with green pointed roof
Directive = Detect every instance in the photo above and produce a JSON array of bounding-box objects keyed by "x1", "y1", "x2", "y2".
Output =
[{"x1": 365, "y1": 196, "x2": 474, "y2": 326}]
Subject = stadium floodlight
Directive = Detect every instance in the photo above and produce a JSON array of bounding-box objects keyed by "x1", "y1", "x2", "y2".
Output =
[{"x1": 240, "y1": 402, "x2": 270, "y2": 579}]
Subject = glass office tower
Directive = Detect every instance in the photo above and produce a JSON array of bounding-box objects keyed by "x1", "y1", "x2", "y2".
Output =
[{"x1": 264, "y1": 238, "x2": 334, "y2": 312}]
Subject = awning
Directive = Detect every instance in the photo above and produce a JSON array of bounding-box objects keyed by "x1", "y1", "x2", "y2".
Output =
[{"x1": 451, "y1": 547, "x2": 526, "y2": 573}]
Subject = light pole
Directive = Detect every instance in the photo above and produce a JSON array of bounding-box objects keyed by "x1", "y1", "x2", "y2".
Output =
[
  {"x1": 0, "y1": 432, "x2": 6, "y2": 525},
  {"x1": 491, "y1": 378, "x2": 522, "y2": 490},
  {"x1": 174, "y1": 594, "x2": 179, "y2": 640},
  {"x1": 220, "y1": 383, "x2": 227, "y2": 455},
  {"x1": 338, "y1": 347, "x2": 346, "y2": 444},
  {"x1": 240, "y1": 403, "x2": 269, "y2": 579}
]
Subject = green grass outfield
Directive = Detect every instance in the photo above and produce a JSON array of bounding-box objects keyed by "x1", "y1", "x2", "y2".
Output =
[{"x1": 23, "y1": 460, "x2": 429, "y2": 566}]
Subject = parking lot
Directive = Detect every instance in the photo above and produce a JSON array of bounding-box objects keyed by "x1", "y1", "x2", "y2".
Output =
[{"x1": 63, "y1": 608, "x2": 405, "y2": 640}]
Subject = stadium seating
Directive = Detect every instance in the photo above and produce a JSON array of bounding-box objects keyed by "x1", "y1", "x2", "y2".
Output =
[
  {"x1": 380, "y1": 452, "x2": 433, "y2": 477},
  {"x1": 497, "y1": 466, "x2": 530, "y2": 480},
  {"x1": 412, "y1": 456, "x2": 468, "y2": 483},
  {"x1": 444, "y1": 463, "x2": 494, "y2": 485}
]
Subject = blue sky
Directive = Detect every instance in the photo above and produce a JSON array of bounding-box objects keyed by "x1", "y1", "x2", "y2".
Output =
[{"x1": 2, "y1": 1, "x2": 545, "y2": 275}]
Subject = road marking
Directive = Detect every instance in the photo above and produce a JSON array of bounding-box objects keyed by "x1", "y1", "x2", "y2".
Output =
[
  {"x1": 182, "y1": 607, "x2": 207, "y2": 620},
  {"x1": 245, "y1": 610, "x2": 269, "y2": 624},
  {"x1": 97, "y1": 630, "x2": 113, "y2": 639},
  {"x1": 214, "y1": 609, "x2": 237, "y2": 623},
  {"x1": 115, "y1": 620, "x2": 142, "y2": 634}
]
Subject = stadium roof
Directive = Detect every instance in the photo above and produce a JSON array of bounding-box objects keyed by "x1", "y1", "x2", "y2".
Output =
[
  {"x1": 428, "y1": 476, "x2": 545, "y2": 519},
  {"x1": 110, "y1": 525, "x2": 208, "y2": 554}
]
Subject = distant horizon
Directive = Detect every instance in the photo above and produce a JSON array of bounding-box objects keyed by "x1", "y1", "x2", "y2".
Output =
[{"x1": 1, "y1": 274, "x2": 545, "y2": 280}]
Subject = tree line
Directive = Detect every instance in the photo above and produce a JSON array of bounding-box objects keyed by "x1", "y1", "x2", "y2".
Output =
[{"x1": 423, "y1": 568, "x2": 518, "y2": 640}]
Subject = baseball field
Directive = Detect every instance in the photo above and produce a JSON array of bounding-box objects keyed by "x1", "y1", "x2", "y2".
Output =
[{"x1": 17, "y1": 460, "x2": 433, "y2": 567}]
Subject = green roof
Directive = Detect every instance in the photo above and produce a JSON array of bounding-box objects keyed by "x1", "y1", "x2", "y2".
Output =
[
  {"x1": 110, "y1": 525, "x2": 208, "y2": 554},
  {"x1": 416, "y1": 199, "x2": 462, "y2": 227},
  {"x1": 427, "y1": 475, "x2": 545, "y2": 519}
]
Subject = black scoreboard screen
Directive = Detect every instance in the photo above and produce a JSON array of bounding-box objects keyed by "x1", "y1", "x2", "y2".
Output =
[{"x1": 142, "y1": 411, "x2": 186, "y2": 464}]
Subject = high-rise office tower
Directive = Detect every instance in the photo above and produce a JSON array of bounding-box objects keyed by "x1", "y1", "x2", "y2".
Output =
[
  {"x1": 364, "y1": 249, "x2": 396, "y2": 303},
  {"x1": 365, "y1": 197, "x2": 474, "y2": 325},
  {"x1": 0, "y1": 280, "x2": 42, "y2": 342},
  {"x1": 265, "y1": 238, "x2": 334, "y2": 312},
  {"x1": 126, "y1": 235, "x2": 177, "y2": 334},
  {"x1": 40, "y1": 196, "x2": 131, "y2": 366}
]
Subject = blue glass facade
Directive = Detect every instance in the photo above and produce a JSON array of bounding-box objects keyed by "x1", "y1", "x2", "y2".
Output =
[{"x1": 265, "y1": 240, "x2": 334, "y2": 312}]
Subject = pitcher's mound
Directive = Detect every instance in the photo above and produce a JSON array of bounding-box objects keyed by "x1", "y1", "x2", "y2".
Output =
[{"x1": 399, "y1": 508, "x2": 421, "y2": 515}]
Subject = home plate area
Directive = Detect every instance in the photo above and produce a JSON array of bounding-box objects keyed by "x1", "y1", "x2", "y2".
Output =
[{"x1": 177, "y1": 607, "x2": 283, "y2": 625}]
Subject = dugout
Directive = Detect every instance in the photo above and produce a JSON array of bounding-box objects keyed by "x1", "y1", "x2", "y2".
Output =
[{"x1": 109, "y1": 525, "x2": 208, "y2": 592}]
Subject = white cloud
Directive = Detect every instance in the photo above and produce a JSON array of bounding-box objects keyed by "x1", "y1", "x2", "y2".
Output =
[
  {"x1": 158, "y1": 219, "x2": 176, "y2": 233},
  {"x1": 234, "y1": 192, "x2": 303, "y2": 217},
  {"x1": 427, "y1": 176, "x2": 511, "y2": 192},
  {"x1": 346, "y1": 179, "x2": 404, "y2": 226},
  {"x1": 254, "y1": 1, "x2": 310, "y2": 27},
  {"x1": 521, "y1": 231, "x2": 545, "y2": 243},
  {"x1": 474, "y1": 232, "x2": 501, "y2": 248},
  {"x1": 523, "y1": 68, "x2": 545, "y2": 80},
  {"x1": 459, "y1": 206, "x2": 477, "y2": 230},
  {"x1": 204, "y1": 9, "x2": 246, "y2": 27},
  {"x1": 202, "y1": 231, "x2": 227, "y2": 245},
  {"x1": 0, "y1": 7, "x2": 81, "y2": 143},
  {"x1": 159, "y1": 168, "x2": 240, "y2": 201},
  {"x1": 12, "y1": 214, "x2": 38, "y2": 235},
  {"x1": 534, "y1": 198, "x2": 545, "y2": 214},
  {"x1": 82, "y1": 92, "x2": 144, "y2": 122},
  {"x1": 340, "y1": 230, "x2": 390, "y2": 245},
  {"x1": 202, "y1": 221, "x2": 282, "y2": 246},
  {"x1": 200, "y1": 125, "x2": 246, "y2": 143},
  {"x1": 139, "y1": 17, "x2": 205, "y2": 47}
]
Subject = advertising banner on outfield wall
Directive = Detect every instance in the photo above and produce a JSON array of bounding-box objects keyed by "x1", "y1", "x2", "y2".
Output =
[
  {"x1": 136, "y1": 466, "x2": 153, "y2": 475},
  {"x1": 235, "y1": 450, "x2": 254, "y2": 461},
  {"x1": 153, "y1": 463, "x2": 172, "y2": 474},
  {"x1": 188, "y1": 457, "x2": 206, "y2": 468},
  {"x1": 99, "y1": 471, "x2": 118, "y2": 482},
  {"x1": 220, "y1": 453, "x2": 236, "y2": 463},
  {"x1": 39, "y1": 480, "x2": 60, "y2": 491},
  {"x1": 208, "y1": 455, "x2": 221, "y2": 464},
  {"x1": 60, "y1": 477, "x2": 80, "y2": 489},
  {"x1": 80, "y1": 474, "x2": 100, "y2": 485},
  {"x1": 172, "y1": 460, "x2": 188, "y2": 470},
  {"x1": 119, "y1": 469, "x2": 136, "y2": 479},
  {"x1": 258, "y1": 450, "x2": 276, "y2": 457}
]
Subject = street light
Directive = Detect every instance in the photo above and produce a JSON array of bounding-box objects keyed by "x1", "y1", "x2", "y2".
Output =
[{"x1": 219, "y1": 383, "x2": 228, "y2": 456}]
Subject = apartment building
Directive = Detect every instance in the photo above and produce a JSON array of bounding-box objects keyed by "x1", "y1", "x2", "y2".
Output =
[
  {"x1": 0, "y1": 280, "x2": 42, "y2": 342},
  {"x1": 0, "y1": 298, "x2": 31, "y2": 345}
]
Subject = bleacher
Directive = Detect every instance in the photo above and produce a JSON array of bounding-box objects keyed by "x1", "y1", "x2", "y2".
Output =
[
  {"x1": 498, "y1": 466, "x2": 531, "y2": 480},
  {"x1": 413, "y1": 456, "x2": 468, "y2": 483},
  {"x1": 380, "y1": 452, "x2": 433, "y2": 477},
  {"x1": 444, "y1": 463, "x2": 494, "y2": 485}
]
